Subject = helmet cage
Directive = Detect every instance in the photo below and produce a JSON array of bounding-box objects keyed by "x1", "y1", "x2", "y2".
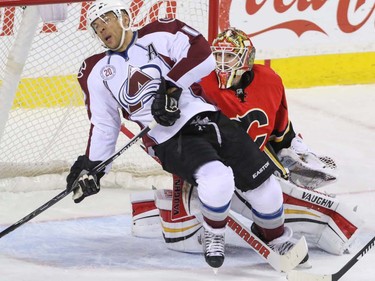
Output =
[{"x1": 211, "y1": 28, "x2": 255, "y2": 88}]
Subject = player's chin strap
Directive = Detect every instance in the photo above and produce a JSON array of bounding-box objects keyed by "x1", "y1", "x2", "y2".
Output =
[
  {"x1": 111, "y1": 16, "x2": 129, "y2": 51},
  {"x1": 98, "y1": 15, "x2": 131, "y2": 51}
]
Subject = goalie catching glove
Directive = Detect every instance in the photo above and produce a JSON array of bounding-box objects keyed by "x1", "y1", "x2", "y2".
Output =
[
  {"x1": 151, "y1": 77, "x2": 182, "y2": 126},
  {"x1": 277, "y1": 134, "x2": 337, "y2": 189},
  {"x1": 66, "y1": 155, "x2": 104, "y2": 203}
]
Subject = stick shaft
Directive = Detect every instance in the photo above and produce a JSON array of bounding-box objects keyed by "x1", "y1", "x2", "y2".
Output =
[
  {"x1": 333, "y1": 236, "x2": 375, "y2": 280},
  {"x1": 0, "y1": 121, "x2": 156, "y2": 239}
]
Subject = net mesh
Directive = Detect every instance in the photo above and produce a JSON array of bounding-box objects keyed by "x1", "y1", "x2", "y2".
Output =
[{"x1": 0, "y1": 1, "x2": 209, "y2": 190}]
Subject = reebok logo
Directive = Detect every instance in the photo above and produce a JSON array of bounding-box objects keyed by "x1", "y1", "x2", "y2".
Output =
[{"x1": 252, "y1": 161, "x2": 270, "y2": 179}]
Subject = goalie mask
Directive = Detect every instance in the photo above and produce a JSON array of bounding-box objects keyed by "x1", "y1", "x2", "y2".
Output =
[
  {"x1": 211, "y1": 28, "x2": 256, "y2": 89},
  {"x1": 87, "y1": 0, "x2": 132, "y2": 51}
]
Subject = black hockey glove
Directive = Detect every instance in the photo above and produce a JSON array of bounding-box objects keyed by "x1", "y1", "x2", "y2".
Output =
[
  {"x1": 151, "y1": 77, "x2": 182, "y2": 126},
  {"x1": 66, "y1": 155, "x2": 104, "y2": 203}
]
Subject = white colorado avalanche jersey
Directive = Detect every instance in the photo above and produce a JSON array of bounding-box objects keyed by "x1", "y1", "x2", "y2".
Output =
[{"x1": 78, "y1": 18, "x2": 217, "y2": 162}]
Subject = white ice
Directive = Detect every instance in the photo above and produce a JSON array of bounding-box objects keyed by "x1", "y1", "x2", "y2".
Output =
[{"x1": 0, "y1": 84, "x2": 374, "y2": 281}]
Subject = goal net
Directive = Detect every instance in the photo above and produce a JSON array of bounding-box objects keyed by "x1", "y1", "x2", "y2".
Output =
[{"x1": 0, "y1": 0, "x2": 215, "y2": 192}]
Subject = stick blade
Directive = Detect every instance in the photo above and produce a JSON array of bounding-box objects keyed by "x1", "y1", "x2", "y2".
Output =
[
  {"x1": 287, "y1": 270, "x2": 332, "y2": 281},
  {"x1": 280, "y1": 236, "x2": 309, "y2": 272}
]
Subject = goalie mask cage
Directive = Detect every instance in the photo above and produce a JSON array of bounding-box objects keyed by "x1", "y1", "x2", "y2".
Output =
[{"x1": 0, "y1": 0, "x2": 219, "y2": 191}]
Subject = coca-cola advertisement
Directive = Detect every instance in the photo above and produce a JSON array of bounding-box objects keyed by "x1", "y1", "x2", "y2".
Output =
[{"x1": 219, "y1": 0, "x2": 375, "y2": 59}]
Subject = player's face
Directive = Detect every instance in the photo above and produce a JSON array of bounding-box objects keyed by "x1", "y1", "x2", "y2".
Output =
[
  {"x1": 215, "y1": 52, "x2": 240, "y2": 71},
  {"x1": 91, "y1": 12, "x2": 126, "y2": 50},
  {"x1": 214, "y1": 51, "x2": 242, "y2": 88}
]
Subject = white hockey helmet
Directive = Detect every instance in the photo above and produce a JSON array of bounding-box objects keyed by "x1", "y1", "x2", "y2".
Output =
[
  {"x1": 87, "y1": 0, "x2": 132, "y2": 50},
  {"x1": 87, "y1": 0, "x2": 132, "y2": 28},
  {"x1": 211, "y1": 27, "x2": 256, "y2": 89}
]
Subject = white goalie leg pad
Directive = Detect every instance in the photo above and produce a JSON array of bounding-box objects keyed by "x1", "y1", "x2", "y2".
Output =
[
  {"x1": 155, "y1": 189, "x2": 203, "y2": 253},
  {"x1": 180, "y1": 179, "x2": 202, "y2": 219},
  {"x1": 130, "y1": 190, "x2": 161, "y2": 238},
  {"x1": 280, "y1": 178, "x2": 364, "y2": 255},
  {"x1": 37, "y1": 4, "x2": 68, "y2": 23},
  {"x1": 277, "y1": 135, "x2": 337, "y2": 189},
  {"x1": 316, "y1": 202, "x2": 364, "y2": 255},
  {"x1": 230, "y1": 189, "x2": 254, "y2": 220}
]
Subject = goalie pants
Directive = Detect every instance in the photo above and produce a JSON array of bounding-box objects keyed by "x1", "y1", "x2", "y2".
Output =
[{"x1": 153, "y1": 111, "x2": 276, "y2": 192}]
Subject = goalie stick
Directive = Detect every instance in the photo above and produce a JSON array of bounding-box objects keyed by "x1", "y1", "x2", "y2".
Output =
[
  {"x1": 287, "y1": 236, "x2": 375, "y2": 281},
  {"x1": 0, "y1": 120, "x2": 157, "y2": 239},
  {"x1": 228, "y1": 211, "x2": 308, "y2": 273}
]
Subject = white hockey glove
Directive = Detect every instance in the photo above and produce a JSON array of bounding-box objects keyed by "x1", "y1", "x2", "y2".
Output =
[
  {"x1": 277, "y1": 135, "x2": 337, "y2": 189},
  {"x1": 66, "y1": 155, "x2": 104, "y2": 203}
]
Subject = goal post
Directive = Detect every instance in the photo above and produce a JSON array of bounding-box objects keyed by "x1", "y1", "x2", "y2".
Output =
[{"x1": 0, "y1": 0, "x2": 219, "y2": 191}]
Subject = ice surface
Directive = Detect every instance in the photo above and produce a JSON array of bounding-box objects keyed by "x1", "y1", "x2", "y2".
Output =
[{"x1": 0, "y1": 84, "x2": 374, "y2": 281}]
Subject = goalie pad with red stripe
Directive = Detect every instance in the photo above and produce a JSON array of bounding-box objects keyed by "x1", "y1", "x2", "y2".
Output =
[
  {"x1": 280, "y1": 178, "x2": 363, "y2": 255},
  {"x1": 130, "y1": 178, "x2": 363, "y2": 255},
  {"x1": 154, "y1": 188, "x2": 203, "y2": 253},
  {"x1": 130, "y1": 190, "x2": 161, "y2": 238}
]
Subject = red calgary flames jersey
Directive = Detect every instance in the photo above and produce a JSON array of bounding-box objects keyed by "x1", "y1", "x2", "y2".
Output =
[{"x1": 200, "y1": 64, "x2": 293, "y2": 153}]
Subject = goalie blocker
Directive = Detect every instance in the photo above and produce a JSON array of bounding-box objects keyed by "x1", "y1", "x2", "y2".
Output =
[{"x1": 130, "y1": 176, "x2": 363, "y2": 256}]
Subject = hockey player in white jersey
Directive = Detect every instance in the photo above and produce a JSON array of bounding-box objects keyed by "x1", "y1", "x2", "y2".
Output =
[{"x1": 66, "y1": 0, "x2": 308, "y2": 269}]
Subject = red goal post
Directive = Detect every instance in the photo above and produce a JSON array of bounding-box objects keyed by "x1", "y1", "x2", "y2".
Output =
[{"x1": 0, "y1": 0, "x2": 219, "y2": 191}]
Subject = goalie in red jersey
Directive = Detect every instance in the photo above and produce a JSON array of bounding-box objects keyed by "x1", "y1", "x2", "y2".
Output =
[
  {"x1": 201, "y1": 27, "x2": 337, "y2": 189},
  {"x1": 131, "y1": 28, "x2": 362, "y2": 258}
]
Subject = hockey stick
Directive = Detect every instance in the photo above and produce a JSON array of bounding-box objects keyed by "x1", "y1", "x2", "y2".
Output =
[
  {"x1": 0, "y1": 120, "x2": 157, "y2": 239},
  {"x1": 120, "y1": 123, "x2": 161, "y2": 164},
  {"x1": 287, "y1": 236, "x2": 375, "y2": 281},
  {"x1": 228, "y1": 211, "x2": 308, "y2": 273}
]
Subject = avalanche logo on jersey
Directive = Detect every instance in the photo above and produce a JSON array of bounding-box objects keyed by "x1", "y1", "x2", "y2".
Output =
[
  {"x1": 100, "y1": 65, "x2": 116, "y2": 81},
  {"x1": 119, "y1": 65, "x2": 161, "y2": 113}
]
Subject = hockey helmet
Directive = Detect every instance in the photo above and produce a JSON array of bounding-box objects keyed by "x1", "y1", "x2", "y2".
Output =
[
  {"x1": 211, "y1": 27, "x2": 256, "y2": 89},
  {"x1": 87, "y1": 0, "x2": 132, "y2": 28},
  {"x1": 87, "y1": 0, "x2": 132, "y2": 50}
]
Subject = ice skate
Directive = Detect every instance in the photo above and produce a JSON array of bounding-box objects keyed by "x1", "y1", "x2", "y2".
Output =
[
  {"x1": 265, "y1": 225, "x2": 311, "y2": 269},
  {"x1": 202, "y1": 222, "x2": 226, "y2": 269}
]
